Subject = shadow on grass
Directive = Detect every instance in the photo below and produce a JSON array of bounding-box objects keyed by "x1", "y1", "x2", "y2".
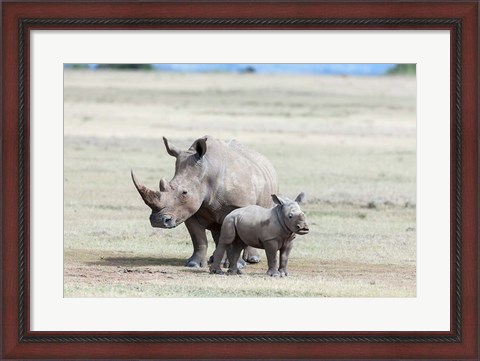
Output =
[{"x1": 87, "y1": 256, "x2": 186, "y2": 267}]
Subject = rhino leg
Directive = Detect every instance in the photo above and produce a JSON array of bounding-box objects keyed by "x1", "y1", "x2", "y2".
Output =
[
  {"x1": 242, "y1": 247, "x2": 260, "y2": 264},
  {"x1": 185, "y1": 217, "x2": 208, "y2": 268},
  {"x1": 264, "y1": 240, "x2": 280, "y2": 277},
  {"x1": 278, "y1": 242, "x2": 294, "y2": 277}
]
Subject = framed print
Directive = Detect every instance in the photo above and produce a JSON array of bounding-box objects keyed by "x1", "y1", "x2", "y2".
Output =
[{"x1": 1, "y1": 1, "x2": 478, "y2": 360}]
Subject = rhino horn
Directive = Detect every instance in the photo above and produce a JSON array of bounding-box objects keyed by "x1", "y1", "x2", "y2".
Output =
[
  {"x1": 163, "y1": 137, "x2": 180, "y2": 158},
  {"x1": 159, "y1": 178, "x2": 171, "y2": 192},
  {"x1": 131, "y1": 170, "x2": 161, "y2": 209}
]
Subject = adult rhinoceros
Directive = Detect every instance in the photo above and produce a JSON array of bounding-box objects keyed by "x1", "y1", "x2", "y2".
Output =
[{"x1": 132, "y1": 135, "x2": 278, "y2": 268}]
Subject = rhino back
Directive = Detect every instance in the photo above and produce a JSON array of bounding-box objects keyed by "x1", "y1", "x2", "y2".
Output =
[{"x1": 205, "y1": 138, "x2": 278, "y2": 209}]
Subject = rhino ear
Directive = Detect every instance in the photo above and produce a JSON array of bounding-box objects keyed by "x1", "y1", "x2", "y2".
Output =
[
  {"x1": 295, "y1": 192, "x2": 306, "y2": 204},
  {"x1": 272, "y1": 194, "x2": 285, "y2": 206},
  {"x1": 194, "y1": 137, "x2": 208, "y2": 158},
  {"x1": 163, "y1": 137, "x2": 180, "y2": 158}
]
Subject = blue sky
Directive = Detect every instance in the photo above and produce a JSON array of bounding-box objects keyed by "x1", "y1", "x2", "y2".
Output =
[
  {"x1": 73, "y1": 63, "x2": 399, "y2": 76},
  {"x1": 151, "y1": 64, "x2": 396, "y2": 75}
]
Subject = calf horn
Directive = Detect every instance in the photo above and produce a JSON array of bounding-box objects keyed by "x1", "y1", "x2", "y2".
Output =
[{"x1": 131, "y1": 170, "x2": 161, "y2": 209}]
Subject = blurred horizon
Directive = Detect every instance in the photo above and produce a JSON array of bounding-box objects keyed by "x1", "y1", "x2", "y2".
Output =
[{"x1": 64, "y1": 63, "x2": 415, "y2": 76}]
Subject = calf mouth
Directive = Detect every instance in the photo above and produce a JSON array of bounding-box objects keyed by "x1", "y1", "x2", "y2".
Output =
[{"x1": 296, "y1": 227, "x2": 310, "y2": 235}]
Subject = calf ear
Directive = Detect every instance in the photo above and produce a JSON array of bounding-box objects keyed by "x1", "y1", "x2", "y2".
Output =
[
  {"x1": 163, "y1": 137, "x2": 180, "y2": 158},
  {"x1": 295, "y1": 192, "x2": 306, "y2": 204},
  {"x1": 194, "y1": 137, "x2": 208, "y2": 158},
  {"x1": 272, "y1": 194, "x2": 285, "y2": 205}
]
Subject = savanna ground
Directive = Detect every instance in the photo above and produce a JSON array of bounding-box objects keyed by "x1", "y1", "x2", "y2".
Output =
[{"x1": 64, "y1": 69, "x2": 416, "y2": 297}]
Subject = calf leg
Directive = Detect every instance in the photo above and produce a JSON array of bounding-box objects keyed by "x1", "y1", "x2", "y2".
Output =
[
  {"x1": 210, "y1": 245, "x2": 227, "y2": 275},
  {"x1": 279, "y1": 242, "x2": 294, "y2": 277},
  {"x1": 210, "y1": 217, "x2": 236, "y2": 275},
  {"x1": 263, "y1": 240, "x2": 280, "y2": 277},
  {"x1": 211, "y1": 228, "x2": 246, "y2": 269},
  {"x1": 209, "y1": 228, "x2": 226, "y2": 265},
  {"x1": 227, "y1": 240, "x2": 246, "y2": 275}
]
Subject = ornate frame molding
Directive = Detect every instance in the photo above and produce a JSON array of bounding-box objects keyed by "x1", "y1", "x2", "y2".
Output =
[{"x1": 16, "y1": 17, "x2": 463, "y2": 344}]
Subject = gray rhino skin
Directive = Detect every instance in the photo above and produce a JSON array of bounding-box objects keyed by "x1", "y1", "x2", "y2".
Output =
[
  {"x1": 132, "y1": 135, "x2": 278, "y2": 268},
  {"x1": 210, "y1": 193, "x2": 309, "y2": 277}
]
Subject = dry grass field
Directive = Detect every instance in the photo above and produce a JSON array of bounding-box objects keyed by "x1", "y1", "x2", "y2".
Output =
[{"x1": 64, "y1": 69, "x2": 416, "y2": 297}]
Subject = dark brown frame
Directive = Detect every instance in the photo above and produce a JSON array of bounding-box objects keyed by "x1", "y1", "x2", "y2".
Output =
[{"x1": 1, "y1": 1, "x2": 478, "y2": 360}]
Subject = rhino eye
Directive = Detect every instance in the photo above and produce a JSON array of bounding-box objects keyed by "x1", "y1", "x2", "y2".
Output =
[
  {"x1": 182, "y1": 190, "x2": 188, "y2": 195},
  {"x1": 288, "y1": 213, "x2": 293, "y2": 219}
]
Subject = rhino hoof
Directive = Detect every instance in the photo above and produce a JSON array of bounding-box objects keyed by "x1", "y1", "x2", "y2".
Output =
[
  {"x1": 237, "y1": 258, "x2": 247, "y2": 269},
  {"x1": 210, "y1": 267, "x2": 224, "y2": 275},
  {"x1": 186, "y1": 258, "x2": 207, "y2": 268},
  {"x1": 227, "y1": 269, "x2": 244, "y2": 275},
  {"x1": 186, "y1": 261, "x2": 200, "y2": 268},
  {"x1": 245, "y1": 255, "x2": 260, "y2": 264},
  {"x1": 267, "y1": 269, "x2": 281, "y2": 277}
]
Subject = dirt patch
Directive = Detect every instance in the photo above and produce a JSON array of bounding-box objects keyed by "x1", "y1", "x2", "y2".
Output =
[{"x1": 64, "y1": 249, "x2": 415, "y2": 297}]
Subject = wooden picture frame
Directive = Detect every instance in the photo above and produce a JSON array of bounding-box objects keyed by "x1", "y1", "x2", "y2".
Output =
[{"x1": 1, "y1": 1, "x2": 478, "y2": 359}]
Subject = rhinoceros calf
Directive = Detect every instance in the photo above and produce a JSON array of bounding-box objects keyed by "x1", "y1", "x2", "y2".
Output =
[
  {"x1": 132, "y1": 135, "x2": 278, "y2": 268},
  {"x1": 210, "y1": 193, "x2": 309, "y2": 277}
]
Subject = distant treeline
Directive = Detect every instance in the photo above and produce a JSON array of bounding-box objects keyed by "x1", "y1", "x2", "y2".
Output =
[
  {"x1": 97, "y1": 64, "x2": 153, "y2": 70},
  {"x1": 387, "y1": 64, "x2": 416, "y2": 75},
  {"x1": 65, "y1": 64, "x2": 417, "y2": 75},
  {"x1": 69, "y1": 64, "x2": 153, "y2": 70}
]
